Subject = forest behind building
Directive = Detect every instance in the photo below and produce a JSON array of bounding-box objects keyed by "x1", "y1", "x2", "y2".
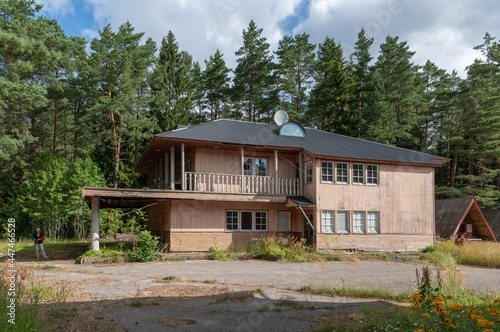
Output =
[{"x1": 1, "y1": 0, "x2": 499, "y2": 238}]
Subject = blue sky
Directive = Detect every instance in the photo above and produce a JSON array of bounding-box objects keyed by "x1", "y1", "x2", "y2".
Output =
[{"x1": 38, "y1": 0, "x2": 500, "y2": 76}]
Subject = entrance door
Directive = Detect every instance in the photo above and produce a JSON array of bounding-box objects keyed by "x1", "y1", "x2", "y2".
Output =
[{"x1": 303, "y1": 213, "x2": 314, "y2": 245}]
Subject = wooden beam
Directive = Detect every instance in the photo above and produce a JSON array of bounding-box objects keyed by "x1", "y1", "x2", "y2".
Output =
[
  {"x1": 170, "y1": 146, "x2": 175, "y2": 190},
  {"x1": 164, "y1": 152, "x2": 169, "y2": 189},
  {"x1": 82, "y1": 187, "x2": 288, "y2": 204},
  {"x1": 274, "y1": 150, "x2": 278, "y2": 194},
  {"x1": 154, "y1": 162, "x2": 159, "y2": 189},
  {"x1": 240, "y1": 147, "x2": 245, "y2": 193},
  {"x1": 181, "y1": 143, "x2": 185, "y2": 191},
  {"x1": 299, "y1": 151, "x2": 303, "y2": 195},
  {"x1": 91, "y1": 197, "x2": 100, "y2": 251},
  {"x1": 159, "y1": 158, "x2": 163, "y2": 189}
]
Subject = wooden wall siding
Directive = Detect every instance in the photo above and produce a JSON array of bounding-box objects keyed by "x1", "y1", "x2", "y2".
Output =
[
  {"x1": 313, "y1": 160, "x2": 435, "y2": 236},
  {"x1": 169, "y1": 200, "x2": 302, "y2": 233},
  {"x1": 147, "y1": 201, "x2": 171, "y2": 244},
  {"x1": 170, "y1": 232, "x2": 300, "y2": 252},
  {"x1": 317, "y1": 234, "x2": 434, "y2": 252}
]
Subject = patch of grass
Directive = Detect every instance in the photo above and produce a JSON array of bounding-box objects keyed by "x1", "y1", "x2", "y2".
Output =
[
  {"x1": 455, "y1": 241, "x2": 500, "y2": 268},
  {"x1": 130, "y1": 300, "x2": 143, "y2": 307},
  {"x1": 375, "y1": 252, "x2": 389, "y2": 260},
  {"x1": 31, "y1": 265, "x2": 57, "y2": 270},
  {"x1": 208, "y1": 245, "x2": 237, "y2": 261},
  {"x1": 252, "y1": 235, "x2": 313, "y2": 262},
  {"x1": 49, "y1": 306, "x2": 78, "y2": 318},
  {"x1": 215, "y1": 289, "x2": 261, "y2": 303},
  {"x1": 298, "y1": 285, "x2": 410, "y2": 302},
  {"x1": 203, "y1": 279, "x2": 216, "y2": 284},
  {"x1": 162, "y1": 276, "x2": 177, "y2": 280}
]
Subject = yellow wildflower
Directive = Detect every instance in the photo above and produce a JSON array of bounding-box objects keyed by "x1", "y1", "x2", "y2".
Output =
[
  {"x1": 444, "y1": 295, "x2": 454, "y2": 299},
  {"x1": 443, "y1": 317, "x2": 453, "y2": 326},
  {"x1": 484, "y1": 329, "x2": 493, "y2": 332},
  {"x1": 493, "y1": 298, "x2": 500, "y2": 304},
  {"x1": 421, "y1": 313, "x2": 430, "y2": 319},
  {"x1": 409, "y1": 311, "x2": 415, "y2": 314},
  {"x1": 449, "y1": 304, "x2": 462, "y2": 311},
  {"x1": 419, "y1": 323, "x2": 424, "y2": 328},
  {"x1": 468, "y1": 309, "x2": 479, "y2": 314}
]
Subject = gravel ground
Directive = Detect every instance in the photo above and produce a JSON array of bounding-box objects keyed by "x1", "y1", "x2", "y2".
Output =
[{"x1": 25, "y1": 260, "x2": 500, "y2": 331}]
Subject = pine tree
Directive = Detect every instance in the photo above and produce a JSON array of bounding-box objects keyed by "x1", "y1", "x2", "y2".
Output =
[
  {"x1": 274, "y1": 33, "x2": 315, "y2": 120},
  {"x1": 151, "y1": 31, "x2": 193, "y2": 131},
  {"x1": 233, "y1": 20, "x2": 273, "y2": 122},
  {"x1": 353, "y1": 29, "x2": 374, "y2": 138},
  {"x1": 308, "y1": 37, "x2": 356, "y2": 134},
  {"x1": 204, "y1": 49, "x2": 231, "y2": 120}
]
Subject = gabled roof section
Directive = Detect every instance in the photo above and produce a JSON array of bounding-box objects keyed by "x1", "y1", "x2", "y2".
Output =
[
  {"x1": 482, "y1": 206, "x2": 500, "y2": 242},
  {"x1": 435, "y1": 197, "x2": 497, "y2": 241},
  {"x1": 154, "y1": 119, "x2": 448, "y2": 166}
]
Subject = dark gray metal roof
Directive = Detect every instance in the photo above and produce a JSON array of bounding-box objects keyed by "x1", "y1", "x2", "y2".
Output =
[
  {"x1": 482, "y1": 207, "x2": 500, "y2": 241},
  {"x1": 287, "y1": 196, "x2": 315, "y2": 207},
  {"x1": 435, "y1": 197, "x2": 473, "y2": 238},
  {"x1": 155, "y1": 119, "x2": 447, "y2": 165}
]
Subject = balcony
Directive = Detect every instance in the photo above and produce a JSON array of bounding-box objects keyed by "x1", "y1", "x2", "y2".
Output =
[{"x1": 184, "y1": 172, "x2": 301, "y2": 196}]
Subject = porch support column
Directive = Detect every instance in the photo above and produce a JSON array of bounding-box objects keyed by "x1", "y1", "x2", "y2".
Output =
[
  {"x1": 154, "y1": 162, "x2": 159, "y2": 189},
  {"x1": 299, "y1": 151, "x2": 303, "y2": 195},
  {"x1": 164, "y1": 152, "x2": 169, "y2": 189},
  {"x1": 240, "y1": 147, "x2": 245, "y2": 193},
  {"x1": 91, "y1": 197, "x2": 100, "y2": 251},
  {"x1": 159, "y1": 158, "x2": 163, "y2": 189},
  {"x1": 170, "y1": 146, "x2": 175, "y2": 190},
  {"x1": 147, "y1": 169, "x2": 151, "y2": 189},
  {"x1": 274, "y1": 150, "x2": 278, "y2": 195},
  {"x1": 181, "y1": 143, "x2": 186, "y2": 191}
]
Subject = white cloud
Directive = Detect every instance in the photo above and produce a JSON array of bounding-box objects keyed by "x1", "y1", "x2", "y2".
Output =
[
  {"x1": 38, "y1": 0, "x2": 75, "y2": 16},
  {"x1": 83, "y1": 0, "x2": 301, "y2": 70}
]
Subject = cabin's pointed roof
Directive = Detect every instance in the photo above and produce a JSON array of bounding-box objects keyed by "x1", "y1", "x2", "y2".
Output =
[{"x1": 154, "y1": 119, "x2": 447, "y2": 166}]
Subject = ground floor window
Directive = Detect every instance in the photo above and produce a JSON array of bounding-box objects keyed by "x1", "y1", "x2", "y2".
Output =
[
  {"x1": 322, "y1": 210, "x2": 335, "y2": 233},
  {"x1": 337, "y1": 211, "x2": 350, "y2": 233},
  {"x1": 367, "y1": 212, "x2": 380, "y2": 233},
  {"x1": 226, "y1": 211, "x2": 238, "y2": 231},
  {"x1": 226, "y1": 210, "x2": 269, "y2": 232},
  {"x1": 353, "y1": 211, "x2": 365, "y2": 233},
  {"x1": 278, "y1": 211, "x2": 291, "y2": 232}
]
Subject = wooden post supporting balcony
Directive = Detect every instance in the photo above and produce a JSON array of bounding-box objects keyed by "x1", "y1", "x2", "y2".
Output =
[
  {"x1": 91, "y1": 197, "x2": 100, "y2": 251},
  {"x1": 299, "y1": 151, "x2": 303, "y2": 195},
  {"x1": 159, "y1": 158, "x2": 163, "y2": 189},
  {"x1": 170, "y1": 146, "x2": 175, "y2": 190},
  {"x1": 154, "y1": 162, "x2": 159, "y2": 189},
  {"x1": 181, "y1": 143, "x2": 186, "y2": 191},
  {"x1": 164, "y1": 152, "x2": 169, "y2": 189},
  {"x1": 274, "y1": 150, "x2": 278, "y2": 195},
  {"x1": 240, "y1": 147, "x2": 245, "y2": 193}
]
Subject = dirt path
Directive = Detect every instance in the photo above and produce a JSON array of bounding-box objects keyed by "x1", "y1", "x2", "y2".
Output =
[{"x1": 23, "y1": 260, "x2": 500, "y2": 331}]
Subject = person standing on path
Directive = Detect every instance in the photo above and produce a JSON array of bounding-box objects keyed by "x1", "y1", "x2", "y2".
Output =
[{"x1": 31, "y1": 228, "x2": 48, "y2": 259}]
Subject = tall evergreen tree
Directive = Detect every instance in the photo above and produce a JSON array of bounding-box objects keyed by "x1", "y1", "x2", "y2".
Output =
[
  {"x1": 308, "y1": 37, "x2": 356, "y2": 134},
  {"x1": 204, "y1": 49, "x2": 231, "y2": 120},
  {"x1": 274, "y1": 33, "x2": 315, "y2": 120},
  {"x1": 151, "y1": 31, "x2": 193, "y2": 131},
  {"x1": 233, "y1": 20, "x2": 273, "y2": 122}
]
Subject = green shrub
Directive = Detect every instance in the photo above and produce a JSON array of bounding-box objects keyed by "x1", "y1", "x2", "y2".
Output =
[
  {"x1": 209, "y1": 245, "x2": 233, "y2": 261},
  {"x1": 132, "y1": 231, "x2": 159, "y2": 262},
  {"x1": 252, "y1": 236, "x2": 311, "y2": 262}
]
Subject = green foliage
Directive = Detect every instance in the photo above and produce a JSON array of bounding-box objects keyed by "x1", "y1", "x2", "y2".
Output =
[
  {"x1": 132, "y1": 230, "x2": 159, "y2": 262},
  {"x1": 208, "y1": 245, "x2": 235, "y2": 261},
  {"x1": 252, "y1": 236, "x2": 311, "y2": 262}
]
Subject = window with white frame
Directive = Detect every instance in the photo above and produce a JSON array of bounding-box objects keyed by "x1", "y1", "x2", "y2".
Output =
[
  {"x1": 336, "y1": 162, "x2": 349, "y2": 184},
  {"x1": 322, "y1": 210, "x2": 334, "y2": 233},
  {"x1": 353, "y1": 164, "x2": 365, "y2": 184},
  {"x1": 240, "y1": 211, "x2": 253, "y2": 230},
  {"x1": 184, "y1": 159, "x2": 191, "y2": 172},
  {"x1": 353, "y1": 211, "x2": 365, "y2": 233},
  {"x1": 278, "y1": 211, "x2": 291, "y2": 232},
  {"x1": 367, "y1": 212, "x2": 380, "y2": 233},
  {"x1": 226, "y1": 211, "x2": 238, "y2": 231},
  {"x1": 255, "y1": 211, "x2": 268, "y2": 231},
  {"x1": 367, "y1": 165, "x2": 379, "y2": 185},
  {"x1": 244, "y1": 158, "x2": 267, "y2": 176},
  {"x1": 305, "y1": 161, "x2": 312, "y2": 184},
  {"x1": 321, "y1": 161, "x2": 334, "y2": 183},
  {"x1": 337, "y1": 211, "x2": 350, "y2": 233}
]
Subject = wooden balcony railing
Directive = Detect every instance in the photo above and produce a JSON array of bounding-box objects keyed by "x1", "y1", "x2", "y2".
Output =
[{"x1": 184, "y1": 172, "x2": 301, "y2": 195}]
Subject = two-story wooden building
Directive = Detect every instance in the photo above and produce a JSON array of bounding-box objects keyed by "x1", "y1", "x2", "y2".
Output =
[{"x1": 83, "y1": 119, "x2": 448, "y2": 252}]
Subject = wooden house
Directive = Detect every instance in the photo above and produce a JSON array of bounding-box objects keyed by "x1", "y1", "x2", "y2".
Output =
[
  {"x1": 435, "y1": 197, "x2": 497, "y2": 242},
  {"x1": 481, "y1": 206, "x2": 500, "y2": 242},
  {"x1": 83, "y1": 119, "x2": 449, "y2": 252}
]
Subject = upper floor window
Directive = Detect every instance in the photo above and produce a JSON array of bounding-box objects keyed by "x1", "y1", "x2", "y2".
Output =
[
  {"x1": 321, "y1": 161, "x2": 334, "y2": 183},
  {"x1": 353, "y1": 164, "x2": 365, "y2": 185},
  {"x1": 367, "y1": 165, "x2": 379, "y2": 185},
  {"x1": 244, "y1": 158, "x2": 267, "y2": 176},
  {"x1": 280, "y1": 122, "x2": 306, "y2": 137},
  {"x1": 336, "y1": 162, "x2": 349, "y2": 184},
  {"x1": 305, "y1": 161, "x2": 312, "y2": 184}
]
